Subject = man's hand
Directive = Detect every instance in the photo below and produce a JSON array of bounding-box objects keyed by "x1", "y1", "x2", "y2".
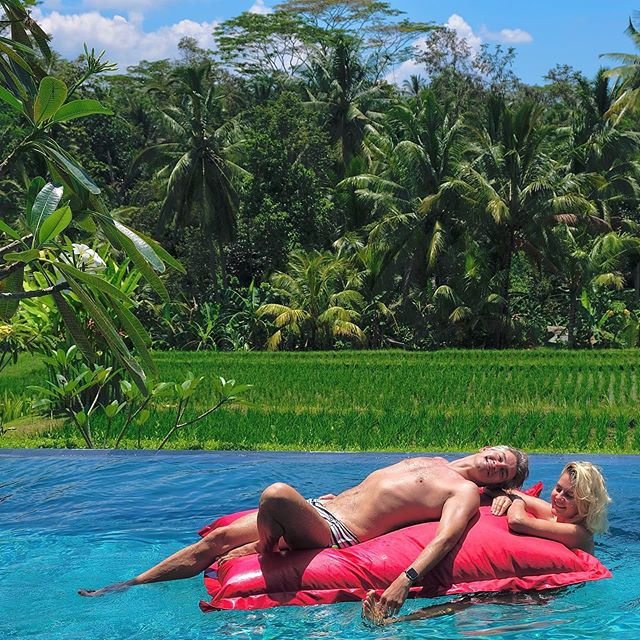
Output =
[{"x1": 376, "y1": 573, "x2": 412, "y2": 617}]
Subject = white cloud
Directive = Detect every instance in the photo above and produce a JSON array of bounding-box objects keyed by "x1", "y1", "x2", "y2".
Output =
[
  {"x1": 483, "y1": 28, "x2": 533, "y2": 45},
  {"x1": 385, "y1": 15, "x2": 532, "y2": 86},
  {"x1": 32, "y1": 9, "x2": 218, "y2": 70},
  {"x1": 249, "y1": 0, "x2": 272, "y2": 14},
  {"x1": 445, "y1": 14, "x2": 482, "y2": 54}
]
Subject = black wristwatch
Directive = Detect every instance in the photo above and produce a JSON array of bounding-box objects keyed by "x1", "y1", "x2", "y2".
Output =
[{"x1": 404, "y1": 567, "x2": 419, "y2": 583}]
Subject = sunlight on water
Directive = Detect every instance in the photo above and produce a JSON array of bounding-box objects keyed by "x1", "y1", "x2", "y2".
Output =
[{"x1": 1, "y1": 451, "x2": 639, "y2": 639}]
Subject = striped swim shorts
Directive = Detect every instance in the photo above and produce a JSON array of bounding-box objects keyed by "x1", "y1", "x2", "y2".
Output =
[{"x1": 307, "y1": 498, "x2": 361, "y2": 549}]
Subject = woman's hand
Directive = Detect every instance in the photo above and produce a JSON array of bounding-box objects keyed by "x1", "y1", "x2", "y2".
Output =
[{"x1": 491, "y1": 494, "x2": 513, "y2": 516}]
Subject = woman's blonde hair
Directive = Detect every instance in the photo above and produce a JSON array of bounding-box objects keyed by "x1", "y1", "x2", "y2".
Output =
[{"x1": 563, "y1": 462, "x2": 611, "y2": 534}]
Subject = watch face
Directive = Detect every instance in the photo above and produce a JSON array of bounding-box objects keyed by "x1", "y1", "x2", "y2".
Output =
[{"x1": 405, "y1": 568, "x2": 419, "y2": 581}]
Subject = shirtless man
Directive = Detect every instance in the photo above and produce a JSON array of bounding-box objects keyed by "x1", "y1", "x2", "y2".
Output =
[{"x1": 79, "y1": 446, "x2": 528, "y2": 616}]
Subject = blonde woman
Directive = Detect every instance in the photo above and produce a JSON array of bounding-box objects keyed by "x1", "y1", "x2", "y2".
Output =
[{"x1": 502, "y1": 461, "x2": 611, "y2": 554}]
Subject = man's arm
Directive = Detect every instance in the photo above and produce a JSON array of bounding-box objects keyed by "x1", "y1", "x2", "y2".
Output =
[{"x1": 375, "y1": 486, "x2": 480, "y2": 617}]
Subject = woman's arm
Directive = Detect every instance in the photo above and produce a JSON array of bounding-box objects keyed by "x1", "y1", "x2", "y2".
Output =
[
  {"x1": 507, "y1": 490, "x2": 554, "y2": 519},
  {"x1": 483, "y1": 488, "x2": 553, "y2": 518},
  {"x1": 507, "y1": 499, "x2": 593, "y2": 553}
]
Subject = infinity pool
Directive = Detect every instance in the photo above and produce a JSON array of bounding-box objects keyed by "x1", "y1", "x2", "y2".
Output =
[{"x1": 1, "y1": 450, "x2": 639, "y2": 639}]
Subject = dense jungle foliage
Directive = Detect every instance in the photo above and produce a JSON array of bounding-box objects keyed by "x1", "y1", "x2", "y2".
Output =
[{"x1": 4, "y1": 0, "x2": 640, "y2": 357}]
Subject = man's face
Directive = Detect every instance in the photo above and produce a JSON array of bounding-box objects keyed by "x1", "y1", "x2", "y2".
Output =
[{"x1": 474, "y1": 448, "x2": 517, "y2": 487}]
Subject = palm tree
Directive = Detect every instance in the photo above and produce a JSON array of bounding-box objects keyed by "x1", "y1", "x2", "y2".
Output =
[
  {"x1": 430, "y1": 237, "x2": 508, "y2": 347},
  {"x1": 257, "y1": 250, "x2": 365, "y2": 350},
  {"x1": 454, "y1": 96, "x2": 595, "y2": 346},
  {"x1": 601, "y1": 16, "x2": 640, "y2": 121},
  {"x1": 340, "y1": 89, "x2": 466, "y2": 297},
  {"x1": 567, "y1": 70, "x2": 640, "y2": 224},
  {"x1": 134, "y1": 62, "x2": 249, "y2": 288},
  {"x1": 550, "y1": 225, "x2": 640, "y2": 347},
  {"x1": 303, "y1": 33, "x2": 386, "y2": 177}
]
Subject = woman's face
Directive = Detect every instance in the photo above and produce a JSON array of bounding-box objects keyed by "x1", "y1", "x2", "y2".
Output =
[{"x1": 551, "y1": 472, "x2": 581, "y2": 523}]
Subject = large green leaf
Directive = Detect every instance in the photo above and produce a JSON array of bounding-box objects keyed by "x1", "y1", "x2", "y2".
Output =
[
  {"x1": 25, "y1": 177, "x2": 46, "y2": 223},
  {"x1": 113, "y1": 221, "x2": 165, "y2": 273},
  {"x1": 34, "y1": 77, "x2": 68, "y2": 125},
  {"x1": 51, "y1": 290, "x2": 96, "y2": 364},
  {"x1": 30, "y1": 141, "x2": 101, "y2": 195},
  {"x1": 37, "y1": 205, "x2": 72, "y2": 245},
  {"x1": 3, "y1": 248, "x2": 39, "y2": 263},
  {"x1": 121, "y1": 227, "x2": 186, "y2": 274},
  {"x1": 99, "y1": 220, "x2": 169, "y2": 301},
  {"x1": 54, "y1": 261, "x2": 130, "y2": 303},
  {"x1": 0, "y1": 264, "x2": 24, "y2": 321},
  {"x1": 51, "y1": 99, "x2": 113, "y2": 123},
  {"x1": 0, "y1": 218, "x2": 20, "y2": 240},
  {"x1": 111, "y1": 299, "x2": 157, "y2": 376},
  {"x1": 27, "y1": 182, "x2": 64, "y2": 234},
  {"x1": 0, "y1": 85, "x2": 22, "y2": 111},
  {"x1": 64, "y1": 273, "x2": 148, "y2": 394}
]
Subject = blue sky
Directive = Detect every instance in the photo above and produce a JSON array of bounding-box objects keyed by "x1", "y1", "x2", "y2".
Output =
[{"x1": 34, "y1": 1, "x2": 639, "y2": 84}]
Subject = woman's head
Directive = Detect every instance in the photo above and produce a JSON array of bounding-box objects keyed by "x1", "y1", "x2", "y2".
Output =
[{"x1": 552, "y1": 462, "x2": 611, "y2": 534}]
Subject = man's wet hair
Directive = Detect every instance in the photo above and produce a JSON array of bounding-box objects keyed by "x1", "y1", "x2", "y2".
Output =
[{"x1": 491, "y1": 445, "x2": 529, "y2": 489}]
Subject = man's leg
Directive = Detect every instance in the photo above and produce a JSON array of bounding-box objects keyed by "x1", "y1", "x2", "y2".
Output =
[
  {"x1": 79, "y1": 511, "x2": 260, "y2": 597},
  {"x1": 256, "y1": 483, "x2": 333, "y2": 552}
]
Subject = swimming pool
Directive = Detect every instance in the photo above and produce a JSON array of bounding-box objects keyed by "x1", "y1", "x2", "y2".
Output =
[{"x1": 1, "y1": 450, "x2": 639, "y2": 639}]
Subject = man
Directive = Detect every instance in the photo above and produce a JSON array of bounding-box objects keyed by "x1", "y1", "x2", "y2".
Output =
[{"x1": 79, "y1": 446, "x2": 528, "y2": 616}]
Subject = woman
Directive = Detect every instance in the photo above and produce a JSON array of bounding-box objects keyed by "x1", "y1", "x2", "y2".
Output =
[
  {"x1": 501, "y1": 461, "x2": 611, "y2": 554},
  {"x1": 362, "y1": 461, "x2": 611, "y2": 626}
]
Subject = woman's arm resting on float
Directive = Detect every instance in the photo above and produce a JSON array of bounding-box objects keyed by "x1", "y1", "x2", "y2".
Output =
[
  {"x1": 507, "y1": 499, "x2": 591, "y2": 551},
  {"x1": 507, "y1": 490, "x2": 554, "y2": 519}
]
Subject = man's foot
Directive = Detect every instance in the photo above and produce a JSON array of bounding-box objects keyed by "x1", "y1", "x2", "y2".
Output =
[
  {"x1": 361, "y1": 590, "x2": 389, "y2": 627},
  {"x1": 78, "y1": 580, "x2": 136, "y2": 597}
]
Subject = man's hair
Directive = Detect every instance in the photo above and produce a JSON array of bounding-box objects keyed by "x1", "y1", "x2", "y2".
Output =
[
  {"x1": 563, "y1": 461, "x2": 611, "y2": 534},
  {"x1": 491, "y1": 445, "x2": 529, "y2": 489}
]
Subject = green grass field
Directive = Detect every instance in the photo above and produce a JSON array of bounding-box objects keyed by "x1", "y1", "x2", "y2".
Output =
[{"x1": 2, "y1": 349, "x2": 640, "y2": 452}]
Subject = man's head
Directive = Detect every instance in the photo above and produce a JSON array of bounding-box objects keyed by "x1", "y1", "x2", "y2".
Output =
[{"x1": 473, "y1": 446, "x2": 529, "y2": 489}]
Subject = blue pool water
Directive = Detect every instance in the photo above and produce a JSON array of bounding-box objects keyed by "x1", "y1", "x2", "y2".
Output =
[{"x1": 1, "y1": 450, "x2": 639, "y2": 640}]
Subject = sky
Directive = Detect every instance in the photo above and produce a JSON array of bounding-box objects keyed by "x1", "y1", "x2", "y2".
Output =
[{"x1": 32, "y1": 1, "x2": 640, "y2": 85}]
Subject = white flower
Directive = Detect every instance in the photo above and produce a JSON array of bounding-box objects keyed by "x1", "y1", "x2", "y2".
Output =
[{"x1": 62, "y1": 243, "x2": 107, "y2": 274}]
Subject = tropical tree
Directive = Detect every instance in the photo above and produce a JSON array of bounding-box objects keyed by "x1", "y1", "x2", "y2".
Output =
[
  {"x1": 601, "y1": 16, "x2": 640, "y2": 121},
  {"x1": 0, "y1": 0, "x2": 183, "y2": 391},
  {"x1": 133, "y1": 62, "x2": 249, "y2": 289},
  {"x1": 340, "y1": 89, "x2": 466, "y2": 296},
  {"x1": 567, "y1": 69, "x2": 640, "y2": 224},
  {"x1": 257, "y1": 249, "x2": 365, "y2": 350},
  {"x1": 430, "y1": 238, "x2": 509, "y2": 347},
  {"x1": 549, "y1": 225, "x2": 640, "y2": 347},
  {"x1": 303, "y1": 33, "x2": 387, "y2": 176},
  {"x1": 453, "y1": 96, "x2": 595, "y2": 346}
]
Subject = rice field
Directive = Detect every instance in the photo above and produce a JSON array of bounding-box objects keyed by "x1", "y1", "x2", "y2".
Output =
[{"x1": 2, "y1": 349, "x2": 640, "y2": 452}]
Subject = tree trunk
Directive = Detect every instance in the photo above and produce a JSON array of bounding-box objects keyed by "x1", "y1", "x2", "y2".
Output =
[
  {"x1": 218, "y1": 238, "x2": 228, "y2": 289},
  {"x1": 497, "y1": 232, "x2": 514, "y2": 349},
  {"x1": 209, "y1": 245, "x2": 219, "y2": 298}
]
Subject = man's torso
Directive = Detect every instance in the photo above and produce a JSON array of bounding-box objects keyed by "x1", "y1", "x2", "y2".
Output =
[{"x1": 322, "y1": 457, "x2": 476, "y2": 540}]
